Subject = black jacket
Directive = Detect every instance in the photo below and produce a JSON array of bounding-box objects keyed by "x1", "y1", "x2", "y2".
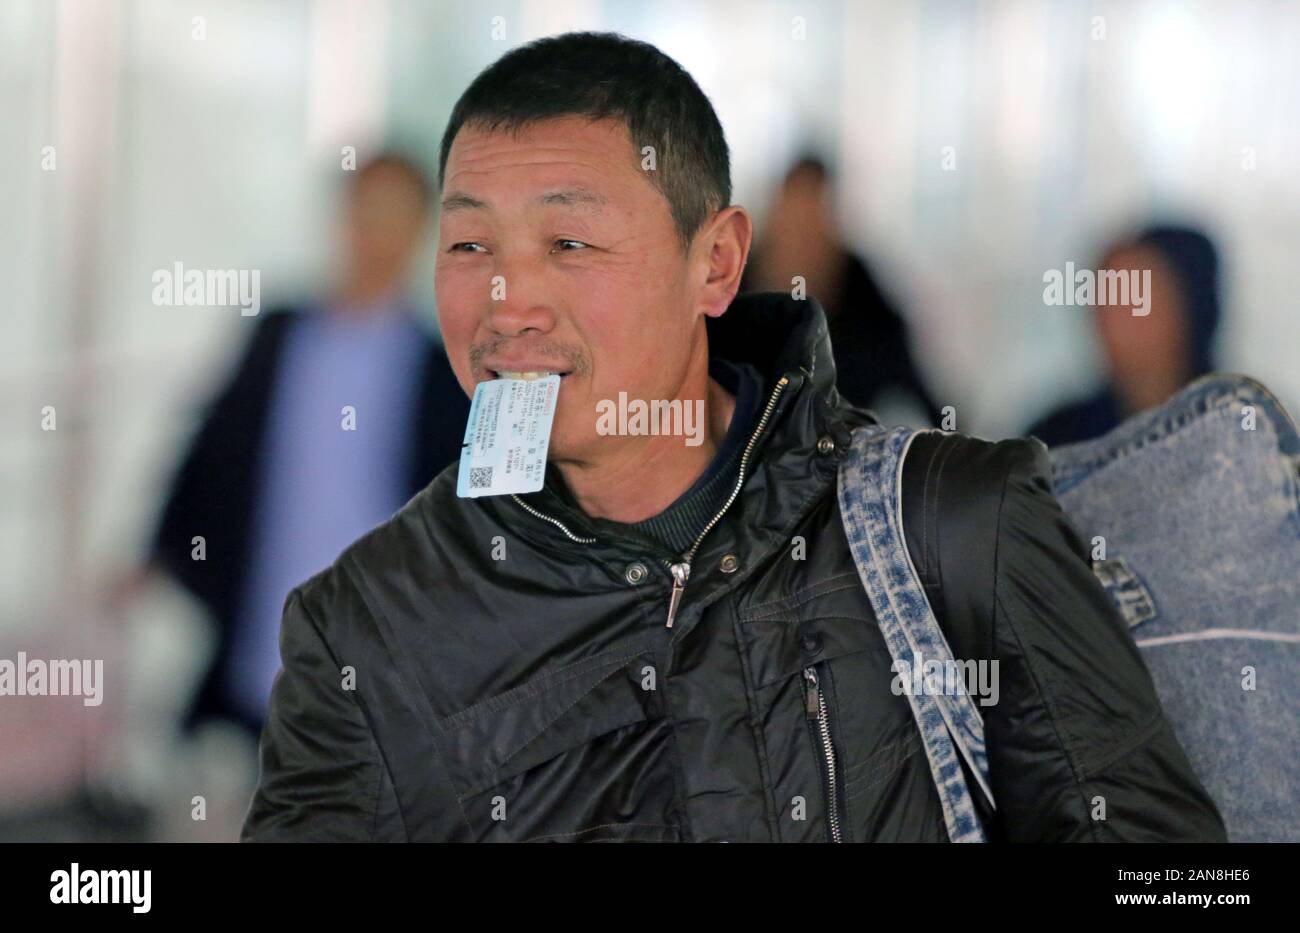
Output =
[
  {"x1": 151, "y1": 304, "x2": 469, "y2": 735},
  {"x1": 242, "y1": 293, "x2": 1225, "y2": 842}
]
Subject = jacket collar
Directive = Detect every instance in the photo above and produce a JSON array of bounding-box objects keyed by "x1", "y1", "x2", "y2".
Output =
[{"x1": 707, "y1": 290, "x2": 838, "y2": 399}]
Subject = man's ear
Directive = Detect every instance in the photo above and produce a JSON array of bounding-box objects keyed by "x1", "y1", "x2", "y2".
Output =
[{"x1": 694, "y1": 205, "x2": 753, "y2": 320}]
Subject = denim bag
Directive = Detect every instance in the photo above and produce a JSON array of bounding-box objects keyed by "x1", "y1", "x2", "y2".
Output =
[{"x1": 1047, "y1": 373, "x2": 1300, "y2": 842}]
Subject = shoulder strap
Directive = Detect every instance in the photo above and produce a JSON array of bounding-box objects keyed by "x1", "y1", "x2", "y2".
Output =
[{"x1": 837, "y1": 424, "x2": 994, "y2": 843}]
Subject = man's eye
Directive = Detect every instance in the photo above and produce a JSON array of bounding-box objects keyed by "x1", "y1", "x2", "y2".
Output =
[
  {"x1": 552, "y1": 239, "x2": 589, "y2": 252},
  {"x1": 449, "y1": 242, "x2": 486, "y2": 253}
]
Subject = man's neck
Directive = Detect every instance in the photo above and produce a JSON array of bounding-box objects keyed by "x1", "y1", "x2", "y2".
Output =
[{"x1": 556, "y1": 373, "x2": 738, "y2": 524}]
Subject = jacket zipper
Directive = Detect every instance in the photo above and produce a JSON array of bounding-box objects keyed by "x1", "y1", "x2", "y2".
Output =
[
  {"x1": 663, "y1": 374, "x2": 791, "y2": 627},
  {"x1": 803, "y1": 665, "x2": 842, "y2": 843},
  {"x1": 509, "y1": 373, "x2": 794, "y2": 627},
  {"x1": 509, "y1": 494, "x2": 598, "y2": 544}
]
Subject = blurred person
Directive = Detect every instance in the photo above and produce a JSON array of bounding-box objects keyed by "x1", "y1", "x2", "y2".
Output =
[
  {"x1": 741, "y1": 155, "x2": 942, "y2": 425},
  {"x1": 1026, "y1": 224, "x2": 1222, "y2": 446},
  {"x1": 242, "y1": 32, "x2": 1222, "y2": 842},
  {"x1": 142, "y1": 151, "x2": 469, "y2": 739}
]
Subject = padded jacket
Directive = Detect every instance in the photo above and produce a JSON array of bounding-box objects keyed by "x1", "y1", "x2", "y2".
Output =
[{"x1": 241, "y1": 292, "x2": 1226, "y2": 842}]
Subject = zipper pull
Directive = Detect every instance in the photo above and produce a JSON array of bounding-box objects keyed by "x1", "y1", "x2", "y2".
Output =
[
  {"x1": 664, "y1": 562, "x2": 691, "y2": 628},
  {"x1": 803, "y1": 667, "x2": 821, "y2": 719}
]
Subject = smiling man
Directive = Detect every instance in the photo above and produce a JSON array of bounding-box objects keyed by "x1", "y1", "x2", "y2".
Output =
[
  {"x1": 242, "y1": 31, "x2": 1224, "y2": 842},
  {"x1": 436, "y1": 112, "x2": 748, "y2": 529}
]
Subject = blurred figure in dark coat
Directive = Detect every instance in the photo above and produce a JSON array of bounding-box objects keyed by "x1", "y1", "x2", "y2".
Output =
[
  {"x1": 740, "y1": 155, "x2": 942, "y2": 425},
  {"x1": 1027, "y1": 224, "x2": 1222, "y2": 447},
  {"x1": 143, "y1": 152, "x2": 468, "y2": 738}
]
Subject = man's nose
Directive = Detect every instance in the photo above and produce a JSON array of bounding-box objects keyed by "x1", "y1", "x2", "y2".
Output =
[{"x1": 485, "y1": 259, "x2": 558, "y2": 336}]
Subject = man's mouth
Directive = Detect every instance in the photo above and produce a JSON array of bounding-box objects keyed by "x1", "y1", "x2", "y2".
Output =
[{"x1": 488, "y1": 370, "x2": 570, "y2": 381}]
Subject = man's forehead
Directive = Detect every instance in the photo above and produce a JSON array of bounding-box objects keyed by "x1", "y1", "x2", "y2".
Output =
[
  {"x1": 440, "y1": 186, "x2": 612, "y2": 215},
  {"x1": 444, "y1": 117, "x2": 638, "y2": 187}
]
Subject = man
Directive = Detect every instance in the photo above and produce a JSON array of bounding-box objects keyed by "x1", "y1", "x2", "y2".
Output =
[
  {"x1": 242, "y1": 32, "x2": 1224, "y2": 842},
  {"x1": 147, "y1": 152, "x2": 468, "y2": 738}
]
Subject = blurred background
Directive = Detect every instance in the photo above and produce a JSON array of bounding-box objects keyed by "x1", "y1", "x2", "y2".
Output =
[{"x1": 2, "y1": 0, "x2": 1298, "y2": 841}]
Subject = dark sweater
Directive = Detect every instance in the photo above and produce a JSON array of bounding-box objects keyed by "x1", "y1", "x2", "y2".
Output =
[{"x1": 546, "y1": 357, "x2": 764, "y2": 557}]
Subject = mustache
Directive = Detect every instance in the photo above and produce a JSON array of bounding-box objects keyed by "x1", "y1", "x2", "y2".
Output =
[{"x1": 469, "y1": 338, "x2": 591, "y2": 377}]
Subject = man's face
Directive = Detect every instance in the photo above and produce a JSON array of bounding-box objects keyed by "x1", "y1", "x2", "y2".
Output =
[
  {"x1": 1095, "y1": 243, "x2": 1189, "y2": 406},
  {"x1": 345, "y1": 164, "x2": 428, "y2": 285},
  {"x1": 435, "y1": 116, "x2": 703, "y2": 464}
]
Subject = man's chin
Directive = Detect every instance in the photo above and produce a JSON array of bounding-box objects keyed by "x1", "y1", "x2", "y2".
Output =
[{"x1": 545, "y1": 428, "x2": 613, "y2": 469}]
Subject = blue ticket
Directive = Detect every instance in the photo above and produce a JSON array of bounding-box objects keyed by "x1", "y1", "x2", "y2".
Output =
[{"x1": 456, "y1": 374, "x2": 562, "y2": 497}]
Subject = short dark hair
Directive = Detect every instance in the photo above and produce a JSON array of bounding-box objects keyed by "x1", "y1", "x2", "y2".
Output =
[{"x1": 438, "y1": 31, "x2": 731, "y2": 249}]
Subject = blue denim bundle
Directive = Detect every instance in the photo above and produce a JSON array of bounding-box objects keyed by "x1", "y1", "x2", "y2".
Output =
[
  {"x1": 839, "y1": 373, "x2": 1299, "y2": 842},
  {"x1": 1049, "y1": 374, "x2": 1300, "y2": 842}
]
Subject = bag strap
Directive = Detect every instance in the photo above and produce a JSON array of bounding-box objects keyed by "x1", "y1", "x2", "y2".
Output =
[{"x1": 837, "y1": 423, "x2": 995, "y2": 843}]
